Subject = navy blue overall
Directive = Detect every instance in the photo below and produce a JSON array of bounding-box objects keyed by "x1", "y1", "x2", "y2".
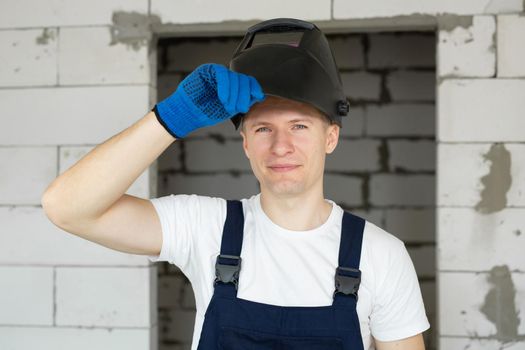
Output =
[{"x1": 197, "y1": 200, "x2": 366, "y2": 350}]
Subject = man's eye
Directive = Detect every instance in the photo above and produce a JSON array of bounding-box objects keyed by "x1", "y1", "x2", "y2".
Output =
[
  {"x1": 294, "y1": 124, "x2": 307, "y2": 129},
  {"x1": 255, "y1": 127, "x2": 270, "y2": 132}
]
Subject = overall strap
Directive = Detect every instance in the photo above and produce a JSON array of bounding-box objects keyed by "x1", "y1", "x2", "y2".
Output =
[
  {"x1": 214, "y1": 200, "x2": 245, "y2": 296},
  {"x1": 333, "y1": 211, "x2": 366, "y2": 306}
]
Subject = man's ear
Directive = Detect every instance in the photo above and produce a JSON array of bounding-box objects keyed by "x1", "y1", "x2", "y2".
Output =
[{"x1": 325, "y1": 124, "x2": 340, "y2": 154}]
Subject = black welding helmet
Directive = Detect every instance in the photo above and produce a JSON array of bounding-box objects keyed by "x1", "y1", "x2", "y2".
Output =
[{"x1": 229, "y1": 17, "x2": 350, "y2": 129}]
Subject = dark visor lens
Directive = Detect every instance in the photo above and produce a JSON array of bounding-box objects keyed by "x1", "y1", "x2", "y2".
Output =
[{"x1": 250, "y1": 30, "x2": 304, "y2": 48}]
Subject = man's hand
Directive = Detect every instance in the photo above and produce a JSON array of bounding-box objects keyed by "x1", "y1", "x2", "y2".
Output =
[
  {"x1": 153, "y1": 63, "x2": 265, "y2": 139},
  {"x1": 375, "y1": 333, "x2": 426, "y2": 350}
]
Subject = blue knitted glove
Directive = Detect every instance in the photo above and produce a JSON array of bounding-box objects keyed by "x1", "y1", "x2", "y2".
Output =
[{"x1": 153, "y1": 63, "x2": 266, "y2": 138}]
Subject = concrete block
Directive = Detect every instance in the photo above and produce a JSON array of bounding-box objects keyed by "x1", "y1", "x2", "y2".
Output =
[
  {"x1": 438, "y1": 79, "x2": 525, "y2": 142},
  {"x1": 0, "y1": 28, "x2": 57, "y2": 87},
  {"x1": 158, "y1": 275, "x2": 184, "y2": 308},
  {"x1": 438, "y1": 143, "x2": 525, "y2": 208},
  {"x1": 59, "y1": 146, "x2": 154, "y2": 198},
  {"x1": 151, "y1": 0, "x2": 330, "y2": 24},
  {"x1": 388, "y1": 139, "x2": 436, "y2": 171},
  {"x1": 181, "y1": 279, "x2": 196, "y2": 309},
  {"x1": 0, "y1": 266, "x2": 53, "y2": 325},
  {"x1": 0, "y1": 206, "x2": 150, "y2": 266},
  {"x1": 407, "y1": 245, "x2": 436, "y2": 278},
  {"x1": 165, "y1": 173, "x2": 259, "y2": 200},
  {"x1": 323, "y1": 174, "x2": 362, "y2": 207},
  {"x1": 438, "y1": 16, "x2": 496, "y2": 77},
  {"x1": 0, "y1": 326, "x2": 154, "y2": 350},
  {"x1": 370, "y1": 174, "x2": 435, "y2": 206},
  {"x1": 438, "y1": 207, "x2": 525, "y2": 272},
  {"x1": 351, "y1": 208, "x2": 384, "y2": 229},
  {"x1": 159, "y1": 309, "x2": 196, "y2": 343},
  {"x1": 157, "y1": 73, "x2": 182, "y2": 101},
  {"x1": 420, "y1": 280, "x2": 436, "y2": 316},
  {"x1": 0, "y1": 0, "x2": 148, "y2": 28},
  {"x1": 188, "y1": 117, "x2": 243, "y2": 139},
  {"x1": 368, "y1": 33, "x2": 435, "y2": 68},
  {"x1": 340, "y1": 107, "x2": 365, "y2": 137},
  {"x1": 157, "y1": 142, "x2": 183, "y2": 172},
  {"x1": 366, "y1": 104, "x2": 435, "y2": 137},
  {"x1": 164, "y1": 38, "x2": 240, "y2": 72},
  {"x1": 56, "y1": 266, "x2": 155, "y2": 327},
  {"x1": 498, "y1": 15, "x2": 525, "y2": 77},
  {"x1": 185, "y1": 139, "x2": 251, "y2": 172},
  {"x1": 384, "y1": 208, "x2": 435, "y2": 243},
  {"x1": 439, "y1": 271, "x2": 525, "y2": 337},
  {"x1": 0, "y1": 146, "x2": 56, "y2": 205},
  {"x1": 0, "y1": 85, "x2": 151, "y2": 145},
  {"x1": 341, "y1": 71, "x2": 381, "y2": 100},
  {"x1": 439, "y1": 337, "x2": 525, "y2": 350},
  {"x1": 325, "y1": 139, "x2": 382, "y2": 172},
  {"x1": 387, "y1": 70, "x2": 435, "y2": 101},
  {"x1": 333, "y1": 0, "x2": 523, "y2": 19},
  {"x1": 59, "y1": 26, "x2": 150, "y2": 85},
  {"x1": 328, "y1": 35, "x2": 364, "y2": 69}
]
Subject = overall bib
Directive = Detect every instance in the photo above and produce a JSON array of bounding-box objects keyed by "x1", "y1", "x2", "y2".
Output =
[{"x1": 197, "y1": 200, "x2": 366, "y2": 350}]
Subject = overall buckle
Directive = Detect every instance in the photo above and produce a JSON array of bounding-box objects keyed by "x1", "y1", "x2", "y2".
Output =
[
  {"x1": 214, "y1": 254, "x2": 242, "y2": 289},
  {"x1": 333, "y1": 266, "x2": 361, "y2": 300}
]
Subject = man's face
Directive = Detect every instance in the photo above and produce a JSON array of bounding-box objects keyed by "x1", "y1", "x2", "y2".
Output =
[{"x1": 240, "y1": 96, "x2": 340, "y2": 197}]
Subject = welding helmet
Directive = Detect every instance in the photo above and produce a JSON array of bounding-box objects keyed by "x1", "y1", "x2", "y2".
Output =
[{"x1": 228, "y1": 17, "x2": 350, "y2": 129}]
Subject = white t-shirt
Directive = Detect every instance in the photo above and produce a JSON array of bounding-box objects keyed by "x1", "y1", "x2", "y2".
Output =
[{"x1": 148, "y1": 193, "x2": 430, "y2": 350}]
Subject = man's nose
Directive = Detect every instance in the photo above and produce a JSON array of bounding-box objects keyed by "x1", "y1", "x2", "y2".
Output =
[{"x1": 270, "y1": 129, "x2": 294, "y2": 156}]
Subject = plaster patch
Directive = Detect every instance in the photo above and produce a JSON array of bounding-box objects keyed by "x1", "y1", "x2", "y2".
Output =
[
  {"x1": 36, "y1": 28, "x2": 56, "y2": 45},
  {"x1": 479, "y1": 265, "x2": 524, "y2": 343},
  {"x1": 438, "y1": 15, "x2": 473, "y2": 32},
  {"x1": 110, "y1": 11, "x2": 161, "y2": 51},
  {"x1": 475, "y1": 144, "x2": 512, "y2": 214}
]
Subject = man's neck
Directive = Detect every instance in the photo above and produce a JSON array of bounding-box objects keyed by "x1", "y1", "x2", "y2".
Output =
[{"x1": 259, "y1": 189, "x2": 333, "y2": 231}]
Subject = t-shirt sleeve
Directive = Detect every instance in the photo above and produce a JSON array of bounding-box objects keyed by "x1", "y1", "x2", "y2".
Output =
[
  {"x1": 147, "y1": 193, "x2": 225, "y2": 277},
  {"x1": 369, "y1": 237, "x2": 431, "y2": 341}
]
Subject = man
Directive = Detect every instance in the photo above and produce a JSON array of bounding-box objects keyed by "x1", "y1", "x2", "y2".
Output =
[{"x1": 42, "y1": 18, "x2": 429, "y2": 350}]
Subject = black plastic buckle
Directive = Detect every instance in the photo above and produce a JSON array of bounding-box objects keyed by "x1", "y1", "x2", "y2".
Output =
[
  {"x1": 337, "y1": 100, "x2": 350, "y2": 116},
  {"x1": 214, "y1": 254, "x2": 242, "y2": 290},
  {"x1": 333, "y1": 267, "x2": 361, "y2": 300}
]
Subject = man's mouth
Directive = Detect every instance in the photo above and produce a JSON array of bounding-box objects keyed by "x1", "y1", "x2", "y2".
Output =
[{"x1": 268, "y1": 164, "x2": 300, "y2": 172}]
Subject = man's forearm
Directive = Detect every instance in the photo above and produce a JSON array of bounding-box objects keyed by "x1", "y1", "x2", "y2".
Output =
[{"x1": 42, "y1": 111, "x2": 175, "y2": 223}]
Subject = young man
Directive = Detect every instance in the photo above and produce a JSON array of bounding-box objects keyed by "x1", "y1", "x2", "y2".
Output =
[{"x1": 42, "y1": 18, "x2": 429, "y2": 350}]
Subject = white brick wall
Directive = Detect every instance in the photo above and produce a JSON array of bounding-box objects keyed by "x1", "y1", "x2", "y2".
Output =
[
  {"x1": 0, "y1": 327, "x2": 155, "y2": 350},
  {"x1": 0, "y1": 28, "x2": 58, "y2": 86},
  {"x1": 151, "y1": 0, "x2": 331, "y2": 24},
  {"x1": 438, "y1": 143, "x2": 525, "y2": 207},
  {"x1": 0, "y1": 266, "x2": 54, "y2": 325},
  {"x1": 438, "y1": 79, "x2": 525, "y2": 142},
  {"x1": 59, "y1": 26, "x2": 151, "y2": 85},
  {"x1": 498, "y1": 14, "x2": 525, "y2": 77},
  {"x1": 438, "y1": 16, "x2": 496, "y2": 77},
  {"x1": 0, "y1": 1, "x2": 157, "y2": 349},
  {"x1": 0, "y1": 0, "x2": 147, "y2": 28},
  {"x1": 333, "y1": 0, "x2": 523, "y2": 19},
  {"x1": 437, "y1": 12, "x2": 525, "y2": 350},
  {"x1": 56, "y1": 267, "x2": 156, "y2": 327}
]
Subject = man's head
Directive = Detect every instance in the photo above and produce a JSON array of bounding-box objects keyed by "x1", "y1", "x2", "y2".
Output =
[{"x1": 239, "y1": 95, "x2": 340, "y2": 197}]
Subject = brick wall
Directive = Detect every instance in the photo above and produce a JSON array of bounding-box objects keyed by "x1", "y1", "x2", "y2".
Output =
[
  {"x1": 155, "y1": 32, "x2": 437, "y2": 350},
  {"x1": 436, "y1": 14, "x2": 525, "y2": 350},
  {"x1": 0, "y1": 1, "x2": 158, "y2": 348}
]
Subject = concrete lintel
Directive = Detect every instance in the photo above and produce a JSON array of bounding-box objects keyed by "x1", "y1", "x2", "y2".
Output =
[{"x1": 152, "y1": 16, "x2": 437, "y2": 39}]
